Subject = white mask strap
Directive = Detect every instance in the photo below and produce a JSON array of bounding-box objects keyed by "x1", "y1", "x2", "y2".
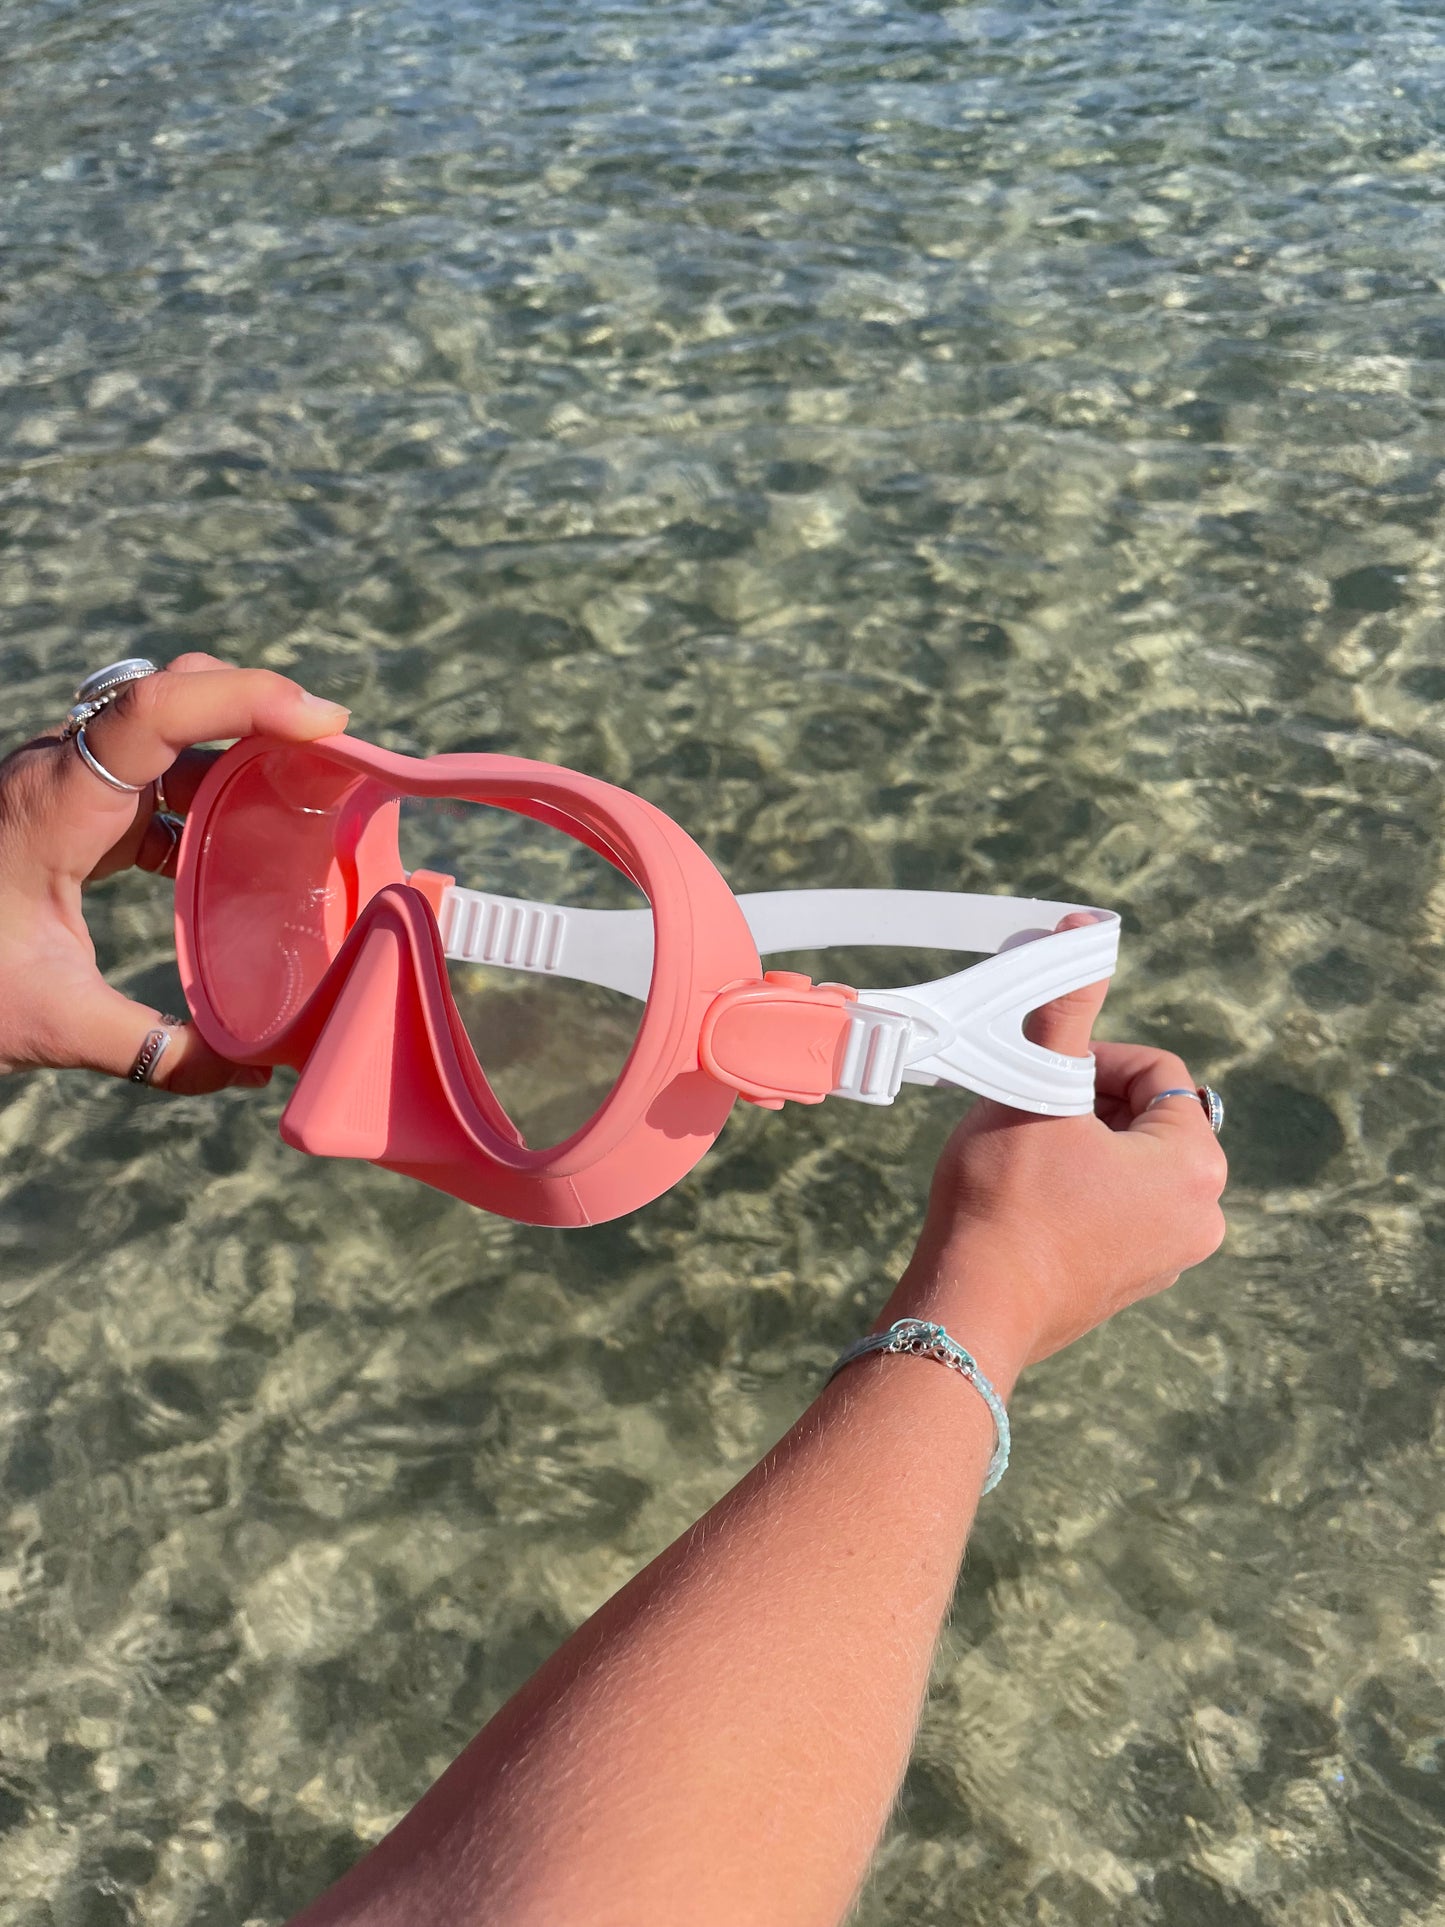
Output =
[{"x1": 427, "y1": 883, "x2": 1118, "y2": 1117}]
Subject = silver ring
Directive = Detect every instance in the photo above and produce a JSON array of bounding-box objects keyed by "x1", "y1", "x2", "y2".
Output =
[
  {"x1": 61, "y1": 657, "x2": 159, "y2": 741},
  {"x1": 73, "y1": 724, "x2": 147, "y2": 794},
  {"x1": 76, "y1": 658, "x2": 160, "y2": 704},
  {"x1": 1145, "y1": 1085, "x2": 1225, "y2": 1134},
  {"x1": 148, "y1": 811, "x2": 184, "y2": 877},
  {"x1": 149, "y1": 768, "x2": 186, "y2": 873},
  {"x1": 1145, "y1": 1087, "x2": 1197, "y2": 1110},
  {"x1": 129, "y1": 1026, "x2": 173, "y2": 1085}
]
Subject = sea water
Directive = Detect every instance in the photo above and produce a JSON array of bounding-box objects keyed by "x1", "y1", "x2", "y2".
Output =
[{"x1": 2, "y1": 1, "x2": 1445, "y2": 1921}]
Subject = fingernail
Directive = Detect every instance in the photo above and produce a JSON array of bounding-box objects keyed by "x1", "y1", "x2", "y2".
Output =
[{"x1": 300, "y1": 693, "x2": 349, "y2": 722}]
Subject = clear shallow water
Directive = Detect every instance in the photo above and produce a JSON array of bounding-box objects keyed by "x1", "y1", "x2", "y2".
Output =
[{"x1": 3, "y1": 0, "x2": 1445, "y2": 1920}]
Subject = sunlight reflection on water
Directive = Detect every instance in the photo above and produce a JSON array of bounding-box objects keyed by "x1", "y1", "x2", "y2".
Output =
[{"x1": 3, "y1": 1, "x2": 1445, "y2": 1921}]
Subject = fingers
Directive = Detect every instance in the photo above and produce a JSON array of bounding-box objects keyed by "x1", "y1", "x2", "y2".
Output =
[
  {"x1": 1091, "y1": 1040, "x2": 1229, "y2": 1271},
  {"x1": 155, "y1": 745, "x2": 222, "y2": 815},
  {"x1": 1024, "y1": 912, "x2": 1112, "y2": 1059},
  {"x1": 133, "y1": 811, "x2": 183, "y2": 878},
  {"x1": 1092, "y1": 1041, "x2": 1192, "y2": 1109},
  {"x1": 83, "y1": 748, "x2": 224, "y2": 883},
  {"x1": 48, "y1": 980, "x2": 271, "y2": 1094},
  {"x1": 128, "y1": 749, "x2": 220, "y2": 877},
  {"x1": 1094, "y1": 1048, "x2": 1209, "y2": 1133},
  {"x1": 166, "y1": 652, "x2": 227, "y2": 676},
  {"x1": 158, "y1": 1027, "x2": 273, "y2": 1096},
  {"x1": 70, "y1": 659, "x2": 349, "y2": 797},
  {"x1": 1092, "y1": 1040, "x2": 1228, "y2": 1214}
]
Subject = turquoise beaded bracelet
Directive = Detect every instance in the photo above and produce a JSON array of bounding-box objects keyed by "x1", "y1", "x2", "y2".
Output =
[{"x1": 828, "y1": 1317, "x2": 1011, "y2": 1493}]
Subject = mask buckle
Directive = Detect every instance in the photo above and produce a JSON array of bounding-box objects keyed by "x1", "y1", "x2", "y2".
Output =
[{"x1": 699, "y1": 972, "x2": 858, "y2": 1111}]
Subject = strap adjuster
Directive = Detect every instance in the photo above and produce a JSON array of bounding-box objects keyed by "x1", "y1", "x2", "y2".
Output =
[{"x1": 832, "y1": 1003, "x2": 919, "y2": 1106}]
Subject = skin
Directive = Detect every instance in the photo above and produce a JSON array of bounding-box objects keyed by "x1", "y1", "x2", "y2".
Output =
[
  {"x1": 1, "y1": 662, "x2": 1227, "y2": 1926},
  {"x1": 0, "y1": 653, "x2": 348, "y2": 1090},
  {"x1": 287, "y1": 987, "x2": 1226, "y2": 1927}
]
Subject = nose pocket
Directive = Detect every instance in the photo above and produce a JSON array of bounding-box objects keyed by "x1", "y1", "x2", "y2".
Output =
[{"x1": 280, "y1": 885, "x2": 516, "y2": 1165}]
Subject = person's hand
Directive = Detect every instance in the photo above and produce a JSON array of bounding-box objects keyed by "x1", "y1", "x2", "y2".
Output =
[
  {"x1": 0, "y1": 653, "x2": 349, "y2": 1092},
  {"x1": 891, "y1": 916, "x2": 1228, "y2": 1389}
]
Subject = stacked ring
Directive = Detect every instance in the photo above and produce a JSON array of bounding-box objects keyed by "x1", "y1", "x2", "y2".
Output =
[
  {"x1": 64, "y1": 660, "x2": 187, "y2": 871},
  {"x1": 62, "y1": 658, "x2": 160, "y2": 794}
]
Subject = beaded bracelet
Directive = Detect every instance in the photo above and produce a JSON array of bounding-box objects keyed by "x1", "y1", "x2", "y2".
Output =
[{"x1": 827, "y1": 1317, "x2": 1011, "y2": 1493}]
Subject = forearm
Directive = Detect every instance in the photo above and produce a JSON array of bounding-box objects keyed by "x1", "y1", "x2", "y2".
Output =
[{"x1": 292, "y1": 1240, "x2": 1029, "y2": 1927}]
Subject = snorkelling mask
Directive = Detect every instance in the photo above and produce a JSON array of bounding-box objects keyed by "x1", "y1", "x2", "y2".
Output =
[{"x1": 175, "y1": 736, "x2": 1119, "y2": 1226}]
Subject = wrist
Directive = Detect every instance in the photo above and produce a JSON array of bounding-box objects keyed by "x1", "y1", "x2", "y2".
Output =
[{"x1": 879, "y1": 1232, "x2": 1039, "y2": 1400}]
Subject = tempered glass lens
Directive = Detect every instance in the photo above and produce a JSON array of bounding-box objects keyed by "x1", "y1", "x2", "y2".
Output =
[
  {"x1": 397, "y1": 793, "x2": 651, "y2": 1149},
  {"x1": 194, "y1": 749, "x2": 375, "y2": 1046}
]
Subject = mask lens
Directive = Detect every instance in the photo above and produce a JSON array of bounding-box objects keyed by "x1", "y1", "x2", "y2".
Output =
[
  {"x1": 191, "y1": 747, "x2": 384, "y2": 1047},
  {"x1": 398, "y1": 793, "x2": 651, "y2": 1149}
]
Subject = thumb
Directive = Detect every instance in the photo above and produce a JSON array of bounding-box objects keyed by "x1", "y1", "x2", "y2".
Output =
[
  {"x1": 1023, "y1": 911, "x2": 1112, "y2": 1059},
  {"x1": 56, "y1": 982, "x2": 271, "y2": 1095}
]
